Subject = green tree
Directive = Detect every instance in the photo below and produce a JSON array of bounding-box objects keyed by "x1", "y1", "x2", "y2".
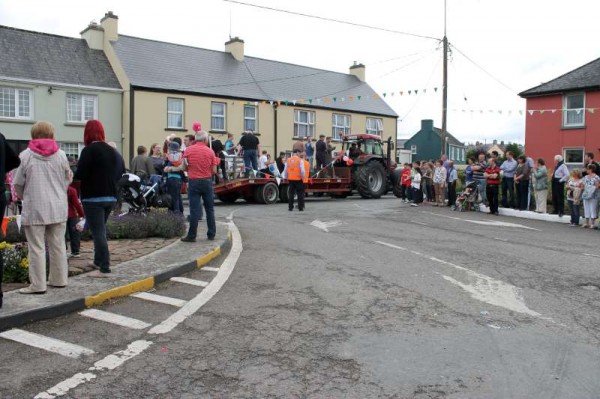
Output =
[{"x1": 465, "y1": 147, "x2": 483, "y2": 162}]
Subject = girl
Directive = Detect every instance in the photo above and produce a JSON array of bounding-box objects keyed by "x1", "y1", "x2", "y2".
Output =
[
  {"x1": 432, "y1": 160, "x2": 447, "y2": 207},
  {"x1": 411, "y1": 166, "x2": 423, "y2": 207},
  {"x1": 566, "y1": 169, "x2": 582, "y2": 226},
  {"x1": 580, "y1": 164, "x2": 600, "y2": 228}
]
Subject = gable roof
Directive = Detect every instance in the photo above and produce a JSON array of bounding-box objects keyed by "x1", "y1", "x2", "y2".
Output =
[
  {"x1": 519, "y1": 57, "x2": 600, "y2": 97},
  {"x1": 112, "y1": 35, "x2": 398, "y2": 118},
  {"x1": 0, "y1": 25, "x2": 121, "y2": 90},
  {"x1": 433, "y1": 127, "x2": 463, "y2": 146}
]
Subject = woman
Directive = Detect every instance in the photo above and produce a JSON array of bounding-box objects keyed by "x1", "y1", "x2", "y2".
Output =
[
  {"x1": 432, "y1": 160, "x2": 447, "y2": 207},
  {"x1": 552, "y1": 155, "x2": 569, "y2": 217},
  {"x1": 580, "y1": 164, "x2": 600, "y2": 228},
  {"x1": 532, "y1": 158, "x2": 548, "y2": 213},
  {"x1": 484, "y1": 158, "x2": 501, "y2": 215},
  {"x1": 421, "y1": 161, "x2": 433, "y2": 202},
  {"x1": 566, "y1": 169, "x2": 582, "y2": 226},
  {"x1": 74, "y1": 120, "x2": 124, "y2": 277},
  {"x1": 149, "y1": 143, "x2": 164, "y2": 175},
  {"x1": 411, "y1": 166, "x2": 423, "y2": 207},
  {"x1": 465, "y1": 157, "x2": 475, "y2": 185},
  {"x1": 13, "y1": 122, "x2": 72, "y2": 294},
  {"x1": 514, "y1": 155, "x2": 531, "y2": 211},
  {"x1": 163, "y1": 141, "x2": 185, "y2": 214}
]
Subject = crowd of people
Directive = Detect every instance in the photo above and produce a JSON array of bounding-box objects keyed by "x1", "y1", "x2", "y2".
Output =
[{"x1": 400, "y1": 150, "x2": 600, "y2": 229}]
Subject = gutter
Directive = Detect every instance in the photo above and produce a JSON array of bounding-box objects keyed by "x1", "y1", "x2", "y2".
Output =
[{"x1": 0, "y1": 75, "x2": 123, "y2": 93}]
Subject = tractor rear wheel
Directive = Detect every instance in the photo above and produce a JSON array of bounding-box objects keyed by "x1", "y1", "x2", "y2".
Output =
[
  {"x1": 217, "y1": 193, "x2": 239, "y2": 203},
  {"x1": 355, "y1": 162, "x2": 386, "y2": 199}
]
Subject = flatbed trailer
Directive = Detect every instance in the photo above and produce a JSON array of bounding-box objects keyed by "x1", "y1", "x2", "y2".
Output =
[{"x1": 214, "y1": 167, "x2": 352, "y2": 204}]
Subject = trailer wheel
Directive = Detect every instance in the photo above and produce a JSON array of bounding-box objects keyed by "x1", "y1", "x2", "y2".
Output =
[
  {"x1": 260, "y1": 182, "x2": 279, "y2": 204},
  {"x1": 355, "y1": 161, "x2": 386, "y2": 199},
  {"x1": 217, "y1": 193, "x2": 239, "y2": 203},
  {"x1": 279, "y1": 184, "x2": 289, "y2": 203}
]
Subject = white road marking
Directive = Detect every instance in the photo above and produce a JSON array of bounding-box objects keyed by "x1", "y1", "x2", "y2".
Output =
[
  {"x1": 583, "y1": 253, "x2": 600, "y2": 259},
  {"x1": 35, "y1": 340, "x2": 152, "y2": 398},
  {"x1": 310, "y1": 219, "x2": 343, "y2": 232},
  {"x1": 202, "y1": 266, "x2": 220, "y2": 272},
  {"x1": 410, "y1": 220, "x2": 428, "y2": 226},
  {"x1": 79, "y1": 309, "x2": 151, "y2": 330},
  {"x1": 0, "y1": 329, "x2": 94, "y2": 359},
  {"x1": 149, "y1": 219, "x2": 243, "y2": 335},
  {"x1": 420, "y1": 210, "x2": 540, "y2": 230},
  {"x1": 376, "y1": 241, "x2": 542, "y2": 317},
  {"x1": 170, "y1": 276, "x2": 209, "y2": 287},
  {"x1": 130, "y1": 292, "x2": 187, "y2": 307}
]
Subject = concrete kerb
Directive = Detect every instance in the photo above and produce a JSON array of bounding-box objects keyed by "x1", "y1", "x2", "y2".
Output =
[
  {"x1": 478, "y1": 204, "x2": 576, "y2": 224},
  {"x1": 0, "y1": 230, "x2": 232, "y2": 332}
]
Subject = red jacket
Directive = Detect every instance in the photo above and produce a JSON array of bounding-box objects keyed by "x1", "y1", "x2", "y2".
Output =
[
  {"x1": 68, "y1": 185, "x2": 85, "y2": 219},
  {"x1": 401, "y1": 169, "x2": 412, "y2": 187}
]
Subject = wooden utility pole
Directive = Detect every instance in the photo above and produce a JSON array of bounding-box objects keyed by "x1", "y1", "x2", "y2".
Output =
[{"x1": 440, "y1": 0, "x2": 448, "y2": 157}]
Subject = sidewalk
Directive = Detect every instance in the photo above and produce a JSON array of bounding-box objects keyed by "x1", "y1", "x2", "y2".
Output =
[
  {"x1": 0, "y1": 226, "x2": 231, "y2": 331},
  {"x1": 478, "y1": 204, "x2": 578, "y2": 224}
]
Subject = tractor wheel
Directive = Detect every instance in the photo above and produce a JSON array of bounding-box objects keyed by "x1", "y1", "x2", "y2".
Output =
[
  {"x1": 355, "y1": 162, "x2": 386, "y2": 199},
  {"x1": 391, "y1": 169, "x2": 403, "y2": 198},
  {"x1": 217, "y1": 193, "x2": 239, "y2": 203},
  {"x1": 254, "y1": 182, "x2": 279, "y2": 204},
  {"x1": 279, "y1": 184, "x2": 289, "y2": 203}
]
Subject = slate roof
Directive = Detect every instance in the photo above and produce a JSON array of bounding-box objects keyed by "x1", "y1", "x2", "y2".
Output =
[
  {"x1": 0, "y1": 25, "x2": 121, "y2": 89},
  {"x1": 519, "y1": 57, "x2": 600, "y2": 97},
  {"x1": 112, "y1": 35, "x2": 398, "y2": 117}
]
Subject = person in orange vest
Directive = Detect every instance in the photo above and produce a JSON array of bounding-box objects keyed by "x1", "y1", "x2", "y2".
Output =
[
  {"x1": 300, "y1": 153, "x2": 310, "y2": 183},
  {"x1": 282, "y1": 148, "x2": 307, "y2": 211}
]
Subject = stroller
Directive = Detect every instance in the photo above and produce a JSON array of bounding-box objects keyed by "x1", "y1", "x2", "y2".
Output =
[
  {"x1": 454, "y1": 181, "x2": 480, "y2": 212},
  {"x1": 117, "y1": 173, "x2": 171, "y2": 213}
]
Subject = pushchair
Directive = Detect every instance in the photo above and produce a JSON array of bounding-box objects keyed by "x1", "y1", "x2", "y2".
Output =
[
  {"x1": 117, "y1": 173, "x2": 171, "y2": 213},
  {"x1": 454, "y1": 181, "x2": 480, "y2": 212}
]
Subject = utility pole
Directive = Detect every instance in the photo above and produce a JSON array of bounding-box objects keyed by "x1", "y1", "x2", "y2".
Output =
[{"x1": 440, "y1": 0, "x2": 448, "y2": 158}]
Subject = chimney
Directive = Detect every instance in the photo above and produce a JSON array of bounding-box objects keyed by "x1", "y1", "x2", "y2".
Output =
[
  {"x1": 225, "y1": 37, "x2": 244, "y2": 61},
  {"x1": 350, "y1": 61, "x2": 366, "y2": 82},
  {"x1": 100, "y1": 11, "x2": 119, "y2": 41},
  {"x1": 501, "y1": 140, "x2": 505, "y2": 145},
  {"x1": 493, "y1": 139, "x2": 497, "y2": 145},
  {"x1": 80, "y1": 21, "x2": 104, "y2": 50},
  {"x1": 421, "y1": 119, "x2": 434, "y2": 132}
]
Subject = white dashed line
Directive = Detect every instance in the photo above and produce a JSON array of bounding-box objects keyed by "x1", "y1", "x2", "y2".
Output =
[
  {"x1": 130, "y1": 292, "x2": 187, "y2": 308},
  {"x1": 79, "y1": 309, "x2": 151, "y2": 330},
  {"x1": 201, "y1": 267, "x2": 220, "y2": 272},
  {"x1": 410, "y1": 220, "x2": 428, "y2": 226},
  {"x1": 0, "y1": 329, "x2": 95, "y2": 359},
  {"x1": 170, "y1": 276, "x2": 209, "y2": 287},
  {"x1": 583, "y1": 253, "x2": 600, "y2": 259}
]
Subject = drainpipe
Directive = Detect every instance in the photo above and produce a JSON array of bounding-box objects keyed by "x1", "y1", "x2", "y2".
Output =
[
  {"x1": 129, "y1": 86, "x2": 135, "y2": 165},
  {"x1": 273, "y1": 102, "x2": 279, "y2": 155}
]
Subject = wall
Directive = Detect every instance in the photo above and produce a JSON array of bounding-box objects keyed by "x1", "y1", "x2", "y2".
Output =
[{"x1": 524, "y1": 91, "x2": 600, "y2": 165}]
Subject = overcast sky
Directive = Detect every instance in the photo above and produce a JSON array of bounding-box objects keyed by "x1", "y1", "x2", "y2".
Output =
[{"x1": 2, "y1": 0, "x2": 599, "y2": 144}]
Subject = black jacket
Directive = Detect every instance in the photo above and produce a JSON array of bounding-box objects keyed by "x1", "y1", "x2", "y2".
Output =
[
  {"x1": 0, "y1": 132, "x2": 20, "y2": 194},
  {"x1": 75, "y1": 142, "x2": 125, "y2": 200}
]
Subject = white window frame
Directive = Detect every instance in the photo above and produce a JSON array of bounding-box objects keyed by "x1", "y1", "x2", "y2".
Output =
[
  {"x1": 166, "y1": 97, "x2": 184, "y2": 129},
  {"x1": 293, "y1": 109, "x2": 315, "y2": 138},
  {"x1": 563, "y1": 93, "x2": 585, "y2": 128},
  {"x1": 66, "y1": 93, "x2": 98, "y2": 123},
  {"x1": 366, "y1": 117, "x2": 383, "y2": 136},
  {"x1": 59, "y1": 142, "x2": 85, "y2": 159},
  {"x1": 0, "y1": 86, "x2": 33, "y2": 120},
  {"x1": 243, "y1": 104, "x2": 257, "y2": 132},
  {"x1": 332, "y1": 113, "x2": 351, "y2": 141},
  {"x1": 211, "y1": 102, "x2": 227, "y2": 131},
  {"x1": 563, "y1": 147, "x2": 584, "y2": 166},
  {"x1": 411, "y1": 145, "x2": 417, "y2": 155}
]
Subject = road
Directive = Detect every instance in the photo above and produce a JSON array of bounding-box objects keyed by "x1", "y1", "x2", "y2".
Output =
[{"x1": 1, "y1": 195, "x2": 600, "y2": 398}]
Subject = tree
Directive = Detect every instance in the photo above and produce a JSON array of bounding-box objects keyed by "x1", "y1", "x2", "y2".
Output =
[{"x1": 504, "y1": 142, "x2": 523, "y2": 159}]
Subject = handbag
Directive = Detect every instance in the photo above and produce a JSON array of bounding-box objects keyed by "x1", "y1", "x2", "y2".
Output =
[{"x1": 581, "y1": 184, "x2": 596, "y2": 200}]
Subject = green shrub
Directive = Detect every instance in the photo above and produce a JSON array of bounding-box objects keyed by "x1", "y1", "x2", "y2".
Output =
[
  {"x1": 82, "y1": 209, "x2": 186, "y2": 240},
  {"x1": 1, "y1": 242, "x2": 29, "y2": 284}
]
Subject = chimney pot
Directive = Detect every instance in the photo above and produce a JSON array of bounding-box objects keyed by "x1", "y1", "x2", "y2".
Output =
[
  {"x1": 225, "y1": 37, "x2": 245, "y2": 61},
  {"x1": 349, "y1": 62, "x2": 366, "y2": 82}
]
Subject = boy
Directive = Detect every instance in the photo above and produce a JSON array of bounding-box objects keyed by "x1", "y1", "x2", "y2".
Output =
[{"x1": 400, "y1": 163, "x2": 412, "y2": 203}]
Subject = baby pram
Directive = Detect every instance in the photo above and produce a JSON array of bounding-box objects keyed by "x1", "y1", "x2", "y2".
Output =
[
  {"x1": 454, "y1": 181, "x2": 480, "y2": 212},
  {"x1": 117, "y1": 173, "x2": 171, "y2": 213}
]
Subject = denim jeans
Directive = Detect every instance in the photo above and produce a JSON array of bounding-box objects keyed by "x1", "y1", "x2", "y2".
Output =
[
  {"x1": 243, "y1": 149, "x2": 258, "y2": 176},
  {"x1": 569, "y1": 201, "x2": 580, "y2": 225},
  {"x1": 477, "y1": 180, "x2": 487, "y2": 204},
  {"x1": 83, "y1": 201, "x2": 114, "y2": 273},
  {"x1": 501, "y1": 177, "x2": 515, "y2": 208},
  {"x1": 187, "y1": 179, "x2": 216, "y2": 239},
  {"x1": 167, "y1": 177, "x2": 183, "y2": 214},
  {"x1": 66, "y1": 217, "x2": 81, "y2": 254}
]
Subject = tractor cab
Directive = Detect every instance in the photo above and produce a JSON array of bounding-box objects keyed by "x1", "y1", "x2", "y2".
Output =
[{"x1": 342, "y1": 134, "x2": 385, "y2": 161}]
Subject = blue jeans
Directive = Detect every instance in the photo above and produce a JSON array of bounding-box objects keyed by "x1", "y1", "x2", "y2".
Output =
[
  {"x1": 167, "y1": 177, "x2": 183, "y2": 214},
  {"x1": 501, "y1": 177, "x2": 515, "y2": 208},
  {"x1": 477, "y1": 180, "x2": 487, "y2": 204},
  {"x1": 569, "y1": 201, "x2": 580, "y2": 225},
  {"x1": 187, "y1": 179, "x2": 216, "y2": 239},
  {"x1": 82, "y1": 201, "x2": 114, "y2": 273},
  {"x1": 243, "y1": 149, "x2": 258, "y2": 176}
]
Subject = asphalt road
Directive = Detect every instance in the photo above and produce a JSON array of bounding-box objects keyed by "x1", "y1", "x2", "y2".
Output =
[{"x1": 1, "y1": 195, "x2": 600, "y2": 398}]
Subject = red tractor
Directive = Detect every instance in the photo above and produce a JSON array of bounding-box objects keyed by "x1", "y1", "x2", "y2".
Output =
[{"x1": 338, "y1": 134, "x2": 402, "y2": 199}]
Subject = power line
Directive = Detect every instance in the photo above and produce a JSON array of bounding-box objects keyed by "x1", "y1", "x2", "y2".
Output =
[
  {"x1": 223, "y1": 0, "x2": 440, "y2": 41},
  {"x1": 371, "y1": 47, "x2": 440, "y2": 81},
  {"x1": 400, "y1": 54, "x2": 442, "y2": 121}
]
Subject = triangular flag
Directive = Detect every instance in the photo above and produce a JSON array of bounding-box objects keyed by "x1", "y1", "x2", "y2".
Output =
[
  {"x1": 408, "y1": 90, "x2": 412, "y2": 95},
  {"x1": 383, "y1": 93, "x2": 387, "y2": 97},
  {"x1": 528, "y1": 110, "x2": 534, "y2": 116},
  {"x1": 1, "y1": 217, "x2": 8, "y2": 237},
  {"x1": 480, "y1": 110, "x2": 484, "y2": 114},
  {"x1": 400, "y1": 91, "x2": 404, "y2": 96},
  {"x1": 551, "y1": 109, "x2": 557, "y2": 113},
  {"x1": 414, "y1": 89, "x2": 419, "y2": 95},
  {"x1": 539, "y1": 110, "x2": 545, "y2": 114},
  {"x1": 588, "y1": 108, "x2": 595, "y2": 114},
  {"x1": 423, "y1": 89, "x2": 427, "y2": 94},
  {"x1": 269, "y1": 101, "x2": 273, "y2": 105},
  {"x1": 498, "y1": 110, "x2": 503, "y2": 114},
  {"x1": 519, "y1": 110, "x2": 523, "y2": 116},
  {"x1": 333, "y1": 97, "x2": 337, "y2": 102},
  {"x1": 391, "y1": 92, "x2": 394, "y2": 97},
  {"x1": 348, "y1": 96, "x2": 353, "y2": 101},
  {"x1": 434, "y1": 87, "x2": 438, "y2": 92},
  {"x1": 358, "y1": 96, "x2": 362, "y2": 100},
  {"x1": 308, "y1": 99, "x2": 313, "y2": 104},
  {"x1": 576, "y1": 109, "x2": 582, "y2": 114}
]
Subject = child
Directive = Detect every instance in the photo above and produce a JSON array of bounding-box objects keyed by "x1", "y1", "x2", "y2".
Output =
[
  {"x1": 400, "y1": 163, "x2": 412, "y2": 203},
  {"x1": 411, "y1": 166, "x2": 423, "y2": 207},
  {"x1": 67, "y1": 183, "x2": 84, "y2": 258},
  {"x1": 566, "y1": 169, "x2": 582, "y2": 226},
  {"x1": 163, "y1": 141, "x2": 185, "y2": 214}
]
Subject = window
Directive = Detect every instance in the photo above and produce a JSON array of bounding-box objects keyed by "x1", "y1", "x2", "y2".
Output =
[
  {"x1": 67, "y1": 93, "x2": 97, "y2": 123},
  {"x1": 0, "y1": 87, "x2": 33, "y2": 120},
  {"x1": 563, "y1": 148, "x2": 584, "y2": 165},
  {"x1": 332, "y1": 114, "x2": 351, "y2": 140},
  {"x1": 167, "y1": 98, "x2": 184, "y2": 129},
  {"x1": 244, "y1": 105, "x2": 257, "y2": 132},
  {"x1": 563, "y1": 93, "x2": 585, "y2": 128},
  {"x1": 366, "y1": 118, "x2": 383, "y2": 136},
  {"x1": 211, "y1": 102, "x2": 226, "y2": 131},
  {"x1": 294, "y1": 109, "x2": 315, "y2": 138},
  {"x1": 411, "y1": 145, "x2": 417, "y2": 155},
  {"x1": 59, "y1": 142, "x2": 84, "y2": 160}
]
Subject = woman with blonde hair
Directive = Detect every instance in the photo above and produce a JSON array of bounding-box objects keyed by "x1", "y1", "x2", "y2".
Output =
[
  {"x1": 566, "y1": 168, "x2": 583, "y2": 226},
  {"x1": 13, "y1": 122, "x2": 72, "y2": 294}
]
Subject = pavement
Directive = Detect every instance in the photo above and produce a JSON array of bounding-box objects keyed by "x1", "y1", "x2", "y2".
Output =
[{"x1": 0, "y1": 227, "x2": 231, "y2": 332}]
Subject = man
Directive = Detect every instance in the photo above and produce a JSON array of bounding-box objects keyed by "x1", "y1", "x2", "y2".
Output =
[
  {"x1": 282, "y1": 148, "x2": 307, "y2": 212},
  {"x1": 305, "y1": 137, "x2": 314, "y2": 168},
  {"x1": 293, "y1": 137, "x2": 305, "y2": 155},
  {"x1": 181, "y1": 131, "x2": 219, "y2": 242},
  {"x1": 472, "y1": 152, "x2": 488, "y2": 205},
  {"x1": 211, "y1": 136, "x2": 227, "y2": 184},
  {"x1": 224, "y1": 133, "x2": 235, "y2": 154},
  {"x1": 129, "y1": 145, "x2": 155, "y2": 179},
  {"x1": 183, "y1": 134, "x2": 195, "y2": 152},
  {"x1": 583, "y1": 152, "x2": 600, "y2": 176},
  {"x1": 276, "y1": 152, "x2": 286, "y2": 173},
  {"x1": 447, "y1": 160, "x2": 458, "y2": 208},
  {"x1": 238, "y1": 130, "x2": 260, "y2": 177},
  {"x1": 441, "y1": 154, "x2": 450, "y2": 169},
  {"x1": 326, "y1": 136, "x2": 336, "y2": 160},
  {"x1": 315, "y1": 134, "x2": 328, "y2": 170},
  {"x1": 259, "y1": 150, "x2": 268, "y2": 170},
  {"x1": 552, "y1": 154, "x2": 569, "y2": 217},
  {"x1": 500, "y1": 151, "x2": 517, "y2": 208}
]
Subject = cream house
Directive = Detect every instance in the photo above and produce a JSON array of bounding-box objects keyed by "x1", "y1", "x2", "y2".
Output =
[{"x1": 82, "y1": 12, "x2": 398, "y2": 163}]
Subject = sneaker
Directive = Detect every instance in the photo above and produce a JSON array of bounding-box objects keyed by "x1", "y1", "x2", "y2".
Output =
[
  {"x1": 181, "y1": 236, "x2": 197, "y2": 242},
  {"x1": 19, "y1": 287, "x2": 46, "y2": 295},
  {"x1": 207, "y1": 236, "x2": 215, "y2": 241},
  {"x1": 68, "y1": 253, "x2": 80, "y2": 258},
  {"x1": 410, "y1": 203, "x2": 418, "y2": 207}
]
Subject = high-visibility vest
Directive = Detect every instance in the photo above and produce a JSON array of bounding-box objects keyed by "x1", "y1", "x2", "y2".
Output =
[
  {"x1": 303, "y1": 160, "x2": 310, "y2": 183},
  {"x1": 286, "y1": 156, "x2": 303, "y2": 181}
]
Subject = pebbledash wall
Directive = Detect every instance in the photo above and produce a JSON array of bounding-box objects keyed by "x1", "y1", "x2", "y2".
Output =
[{"x1": 524, "y1": 91, "x2": 600, "y2": 167}]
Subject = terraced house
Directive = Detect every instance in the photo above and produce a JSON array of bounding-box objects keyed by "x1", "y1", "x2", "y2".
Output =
[
  {"x1": 0, "y1": 25, "x2": 122, "y2": 156},
  {"x1": 81, "y1": 12, "x2": 398, "y2": 162}
]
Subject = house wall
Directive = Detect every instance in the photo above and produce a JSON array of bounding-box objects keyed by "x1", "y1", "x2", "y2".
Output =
[
  {"x1": 524, "y1": 91, "x2": 600, "y2": 166},
  {"x1": 132, "y1": 90, "x2": 396, "y2": 163},
  {"x1": 404, "y1": 129, "x2": 441, "y2": 162},
  {"x1": 0, "y1": 82, "x2": 122, "y2": 152}
]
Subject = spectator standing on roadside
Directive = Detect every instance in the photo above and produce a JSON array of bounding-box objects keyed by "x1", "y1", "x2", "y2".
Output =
[
  {"x1": 163, "y1": 141, "x2": 185, "y2": 214},
  {"x1": 500, "y1": 151, "x2": 517, "y2": 208},
  {"x1": 532, "y1": 158, "x2": 548, "y2": 214},
  {"x1": 181, "y1": 131, "x2": 219, "y2": 242},
  {"x1": 582, "y1": 152, "x2": 600, "y2": 176},
  {"x1": 581, "y1": 164, "x2": 600, "y2": 229},
  {"x1": 566, "y1": 169, "x2": 583, "y2": 226},
  {"x1": 514, "y1": 155, "x2": 531, "y2": 211},
  {"x1": 400, "y1": 163, "x2": 412, "y2": 203},
  {"x1": 465, "y1": 157, "x2": 475, "y2": 185},
  {"x1": 552, "y1": 155, "x2": 569, "y2": 217},
  {"x1": 238, "y1": 131, "x2": 260, "y2": 177},
  {"x1": 66, "y1": 183, "x2": 85, "y2": 258},
  {"x1": 129, "y1": 145, "x2": 155, "y2": 179},
  {"x1": 433, "y1": 160, "x2": 447, "y2": 207},
  {"x1": 447, "y1": 160, "x2": 458, "y2": 208},
  {"x1": 484, "y1": 158, "x2": 501, "y2": 215},
  {"x1": 183, "y1": 134, "x2": 195, "y2": 153},
  {"x1": 421, "y1": 161, "x2": 434, "y2": 202},
  {"x1": 149, "y1": 143, "x2": 164, "y2": 175},
  {"x1": 410, "y1": 166, "x2": 423, "y2": 207},
  {"x1": 472, "y1": 152, "x2": 488, "y2": 205}
]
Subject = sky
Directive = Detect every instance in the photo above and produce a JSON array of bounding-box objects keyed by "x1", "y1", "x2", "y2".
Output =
[{"x1": 1, "y1": 0, "x2": 599, "y2": 145}]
